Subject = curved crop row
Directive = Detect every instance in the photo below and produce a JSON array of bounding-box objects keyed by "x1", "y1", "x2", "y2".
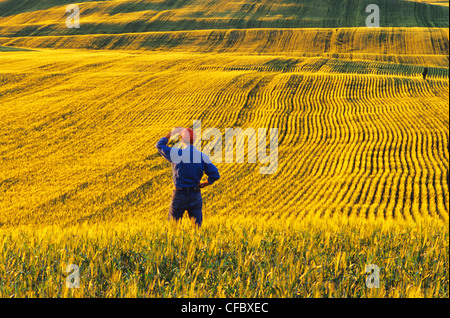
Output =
[{"x1": 0, "y1": 49, "x2": 448, "y2": 226}]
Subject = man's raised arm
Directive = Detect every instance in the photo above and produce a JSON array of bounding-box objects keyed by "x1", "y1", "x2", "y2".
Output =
[{"x1": 155, "y1": 128, "x2": 184, "y2": 162}]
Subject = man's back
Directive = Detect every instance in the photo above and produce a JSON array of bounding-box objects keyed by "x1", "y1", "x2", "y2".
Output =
[
  {"x1": 155, "y1": 129, "x2": 220, "y2": 227},
  {"x1": 156, "y1": 138, "x2": 220, "y2": 188}
]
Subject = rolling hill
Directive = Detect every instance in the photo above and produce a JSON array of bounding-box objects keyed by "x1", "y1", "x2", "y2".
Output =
[
  {"x1": 0, "y1": 0, "x2": 448, "y2": 299},
  {"x1": 0, "y1": 0, "x2": 448, "y2": 228},
  {"x1": 0, "y1": 0, "x2": 448, "y2": 37}
]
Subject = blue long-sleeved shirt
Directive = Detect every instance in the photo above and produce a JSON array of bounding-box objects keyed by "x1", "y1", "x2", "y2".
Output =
[{"x1": 155, "y1": 137, "x2": 220, "y2": 188}]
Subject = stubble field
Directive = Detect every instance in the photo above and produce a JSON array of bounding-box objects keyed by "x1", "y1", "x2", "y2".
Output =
[{"x1": 0, "y1": 0, "x2": 448, "y2": 298}]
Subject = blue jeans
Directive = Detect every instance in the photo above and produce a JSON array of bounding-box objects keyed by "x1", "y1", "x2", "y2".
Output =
[{"x1": 169, "y1": 188, "x2": 203, "y2": 226}]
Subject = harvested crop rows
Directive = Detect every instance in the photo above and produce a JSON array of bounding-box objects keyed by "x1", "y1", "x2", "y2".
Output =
[
  {"x1": 0, "y1": 0, "x2": 448, "y2": 298},
  {"x1": 0, "y1": 49, "x2": 448, "y2": 227}
]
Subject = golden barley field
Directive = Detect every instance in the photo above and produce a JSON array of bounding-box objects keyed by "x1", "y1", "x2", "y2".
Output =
[{"x1": 0, "y1": 0, "x2": 449, "y2": 298}]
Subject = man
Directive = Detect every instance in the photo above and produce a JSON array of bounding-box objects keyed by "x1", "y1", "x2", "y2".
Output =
[{"x1": 155, "y1": 127, "x2": 220, "y2": 226}]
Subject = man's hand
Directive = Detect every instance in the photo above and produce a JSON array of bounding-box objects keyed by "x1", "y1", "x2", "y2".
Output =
[
  {"x1": 198, "y1": 181, "x2": 209, "y2": 189},
  {"x1": 164, "y1": 127, "x2": 185, "y2": 140},
  {"x1": 171, "y1": 127, "x2": 185, "y2": 136}
]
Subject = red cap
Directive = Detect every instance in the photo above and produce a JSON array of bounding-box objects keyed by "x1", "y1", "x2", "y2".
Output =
[{"x1": 181, "y1": 128, "x2": 196, "y2": 144}]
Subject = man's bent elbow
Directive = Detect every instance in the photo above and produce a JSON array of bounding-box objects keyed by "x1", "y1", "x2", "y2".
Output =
[
  {"x1": 208, "y1": 174, "x2": 220, "y2": 185},
  {"x1": 156, "y1": 137, "x2": 169, "y2": 150}
]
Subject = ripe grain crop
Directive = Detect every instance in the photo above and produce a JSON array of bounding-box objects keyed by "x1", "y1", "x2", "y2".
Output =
[
  {"x1": 0, "y1": 214, "x2": 448, "y2": 298},
  {"x1": 0, "y1": 0, "x2": 448, "y2": 298}
]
